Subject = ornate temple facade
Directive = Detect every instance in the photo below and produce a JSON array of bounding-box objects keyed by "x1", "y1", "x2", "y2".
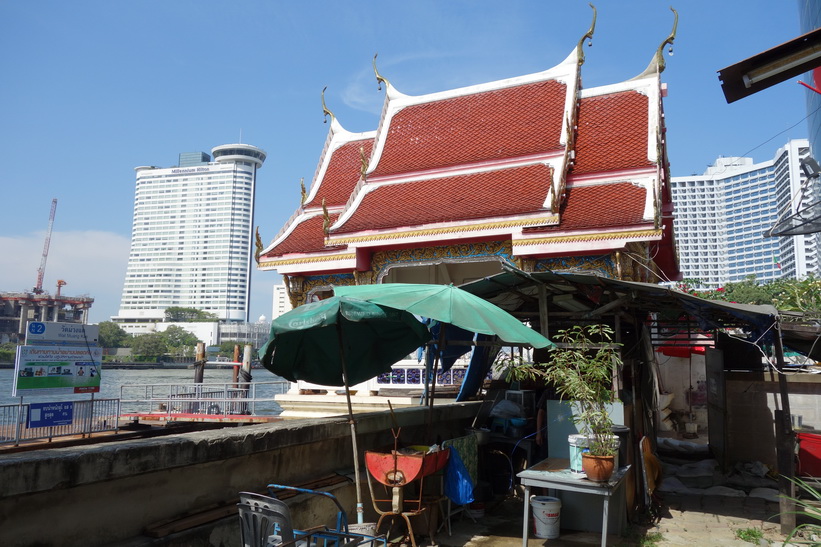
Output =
[{"x1": 258, "y1": 12, "x2": 681, "y2": 308}]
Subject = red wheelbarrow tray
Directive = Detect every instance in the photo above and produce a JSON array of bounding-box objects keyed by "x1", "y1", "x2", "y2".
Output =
[{"x1": 365, "y1": 448, "x2": 450, "y2": 486}]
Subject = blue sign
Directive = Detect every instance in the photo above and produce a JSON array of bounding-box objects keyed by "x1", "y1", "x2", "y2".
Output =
[
  {"x1": 28, "y1": 401, "x2": 74, "y2": 428},
  {"x1": 28, "y1": 322, "x2": 46, "y2": 335}
]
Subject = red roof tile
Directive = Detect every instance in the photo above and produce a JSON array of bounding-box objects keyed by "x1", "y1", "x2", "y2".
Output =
[
  {"x1": 304, "y1": 139, "x2": 374, "y2": 208},
  {"x1": 372, "y1": 80, "x2": 566, "y2": 177},
  {"x1": 335, "y1": 164, "x2": 553, "y2": 234},
  {"x1": 264, "y1": 214, "x2": 337, "y2": 257},
  {"x1": 524, "y1": 182, "x2": 647, "y2": 233},
  {"x1": 572, "y1": 91, "x2": 653, "y2": 174}
]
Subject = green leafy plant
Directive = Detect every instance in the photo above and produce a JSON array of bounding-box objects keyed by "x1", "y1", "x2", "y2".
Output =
[
  {"x1": 500, "y1": 324, "x2": 622, "y2": 456},
  {"x1": 619, "y1": 527, "x2": 664, "y2": 546},
  {"x1": 640, "y1": 531, "x2": 664, "y2": 546},
  {"x1": 778, "y1": 475, "x2": 821, "y2": 544},
  {"x1": 733, "y1": 527, "x2": 763, "y2": 543}
]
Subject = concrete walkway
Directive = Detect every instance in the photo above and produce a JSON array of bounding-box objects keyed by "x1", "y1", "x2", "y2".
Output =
[{"x1": 428, "y1": 491, "x2": 788, "y2": 546}]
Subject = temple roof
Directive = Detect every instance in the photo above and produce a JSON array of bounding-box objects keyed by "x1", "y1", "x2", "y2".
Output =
[
  {"x1": 333, "y1": 164, "x2": 555, "y2": 236},
  {"x1": 573, "y1": 90, "x2": 655, "y2": 174},
  {"x1": 523, "y1": 182, "x2": 649, "y2": 234},
  {"x1": 370, "y1": 79, "x2": 567, "y2": 177},
  {"x1": 259, "y1": 39, "x2": 678, "y2": 281},
  {"x1": 304, "y1": 137, "x2": 374, "y2": 209}
]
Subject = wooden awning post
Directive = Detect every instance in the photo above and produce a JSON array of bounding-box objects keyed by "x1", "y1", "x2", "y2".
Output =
[
  {"x1": 773, "y1": 321, "x2": 796, "y2": 534},
  {"x1": 193, "y1": 342, "x2": 205, "y2": 384}
]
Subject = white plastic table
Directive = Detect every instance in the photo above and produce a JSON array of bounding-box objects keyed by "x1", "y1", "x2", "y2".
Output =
[{"x1": 517, "y1": 458, "x2": 630, "y2": 547}]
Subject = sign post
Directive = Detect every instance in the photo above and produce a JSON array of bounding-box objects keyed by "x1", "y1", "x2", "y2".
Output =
[{"x1": 9, "y1": 321, "x2": 104, "y2": 441}]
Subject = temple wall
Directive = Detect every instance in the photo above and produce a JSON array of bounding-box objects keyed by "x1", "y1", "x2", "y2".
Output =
[{"x1": 282, "y1": 239, "x2": 657, "y2": 305}]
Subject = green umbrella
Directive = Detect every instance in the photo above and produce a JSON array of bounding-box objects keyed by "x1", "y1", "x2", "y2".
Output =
[
  {"x1": 334, "y1": 283, "x2": 553, "y2": 348},
  {"x1": 258, "y1": 295, "x2": 431, "y2": 523},
  {"x1": 260, "y1": 295, "x2": 431, "y2": 385}
]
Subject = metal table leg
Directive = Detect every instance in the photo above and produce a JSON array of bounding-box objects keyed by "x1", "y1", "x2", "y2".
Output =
[{"x1": 522, "y1": 485, "x2": 531, "y2": 547}]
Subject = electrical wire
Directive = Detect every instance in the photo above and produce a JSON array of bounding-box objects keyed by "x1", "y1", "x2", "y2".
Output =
[{"x1": 707, "y1": 103, "x2": 821, "y2": 178}]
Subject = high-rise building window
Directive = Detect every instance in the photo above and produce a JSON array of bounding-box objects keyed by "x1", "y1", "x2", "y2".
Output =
[{"x1": 671, "y1": 140, "x2": 817, "y2": 288}]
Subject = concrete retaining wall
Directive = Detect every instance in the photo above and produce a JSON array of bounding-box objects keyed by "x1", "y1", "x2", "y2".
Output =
[{"x1": 0, "y1": 401, "x2": 480, "y2": 547}]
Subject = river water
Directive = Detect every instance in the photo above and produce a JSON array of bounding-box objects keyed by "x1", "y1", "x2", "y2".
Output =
[{"x1": 0, "y1": 366, "x2": 289, "y2": 415}]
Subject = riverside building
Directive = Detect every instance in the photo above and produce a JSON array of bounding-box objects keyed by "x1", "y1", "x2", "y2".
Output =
[
  {"x1": 113, "y1": 144, "x2": 266, "y2": 335},
  {"x1": 671, "y1": 139, "x2": 821, "y2": 288}
]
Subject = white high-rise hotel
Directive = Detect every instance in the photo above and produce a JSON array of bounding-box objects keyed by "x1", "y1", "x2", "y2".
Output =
[
  {"x1": 671, "y1": 139, "x2": 821, "y2": 288},
  {"x1": 114, "y1": 144, "x2": 266, "y2": 332}
]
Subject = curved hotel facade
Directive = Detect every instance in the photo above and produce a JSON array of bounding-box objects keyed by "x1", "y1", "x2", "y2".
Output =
[
  {"x1": 671, "y1": 140, "x2": 819, "y2": 288},
  {"x1": 114, "y1": 144, "x2": 266, "y2": 333}
]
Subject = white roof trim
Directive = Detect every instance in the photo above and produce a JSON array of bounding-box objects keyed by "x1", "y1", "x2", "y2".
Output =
[{"x1": 305, "y1": 119, "x2": 376, "y2": 205}]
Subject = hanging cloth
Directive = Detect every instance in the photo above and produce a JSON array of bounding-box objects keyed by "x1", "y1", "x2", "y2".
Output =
[{"x1": 443, "y1": 442, "x2": 475, "y2": 505}]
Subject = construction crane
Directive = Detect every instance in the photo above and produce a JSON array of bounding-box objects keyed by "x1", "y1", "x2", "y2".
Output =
[{"x1": 33, "y1": 198, "x2": 57, "y2": 294}]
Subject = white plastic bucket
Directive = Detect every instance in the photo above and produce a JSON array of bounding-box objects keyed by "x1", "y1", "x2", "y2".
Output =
[
  {"x1": 568, "y1": 434, "x2": 588, "y2": 474},
  {"x1": 531, "y1": 495, "x2": 561, "y2": 539}
]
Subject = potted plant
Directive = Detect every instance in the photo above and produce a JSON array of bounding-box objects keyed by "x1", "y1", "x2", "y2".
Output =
[{"x1": 502, "y1": 323, "x2": 622, "y2": 481}]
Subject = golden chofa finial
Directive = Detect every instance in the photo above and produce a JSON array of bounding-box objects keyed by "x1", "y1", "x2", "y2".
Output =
[
  {"x1": 300, "y1": 177, "x2": 307, "y2": 205},
  {"x1": 656, "y1": 6, "x2": 678, "y2": 73},
  {"x1": 321, "y1": 86, "x2": 334, "y2": 124},
  {"x1": 576, "y1": 3, "x2": 597, "y2": 66},
  {"x1": 373, "y1": 53, "x2": 389, "y2": 91}
]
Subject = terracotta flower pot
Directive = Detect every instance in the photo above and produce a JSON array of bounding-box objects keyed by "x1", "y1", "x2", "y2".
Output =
[{"x1": 581, "y1": 453, "x2": 615, "y2": 482}]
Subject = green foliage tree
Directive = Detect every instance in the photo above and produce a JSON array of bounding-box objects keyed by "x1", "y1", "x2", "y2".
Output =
[
  {"x1": 0, "y1": 343, "x2": 16, "y2": 362},
  {"x1": 160, "y1": 325, "x2": 199, "y2": 358},
  {"x1": 164, "y1": 307, "x2": 218, "y2": 322},
  {"x1": 98, "y1": 321, "x2": 131, "y2": 348},
  {"x1": 130, "y1": 333, "x2": 168, "y2": 360},
  {"x1": 218, "y1": 340, "x2": 244, "y2": 359},
  {"x1": 772, "y1": 274, "x2": 821, "y2": 312},
  {"x1": 678, "y1": 275, "x2": 821, "y2": 315}
]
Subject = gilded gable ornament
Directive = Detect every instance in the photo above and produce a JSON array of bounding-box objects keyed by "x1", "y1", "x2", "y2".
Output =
[
  {"x1": 322, "y1": 198, "x2": 331, "y2": 238},
  {"x1": 360, "y1": 146, "x2": 369, "y2": 180},
  {"x1": 254, "y1": 226, "x2": 263, "y2": 263},
  {"x1": 300, "y1": 177, "x2": 307, "y2": 205}
]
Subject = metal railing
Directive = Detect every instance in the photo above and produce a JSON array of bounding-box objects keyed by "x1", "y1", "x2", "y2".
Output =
[
  {"x1": 0, "y1": 381, "x2": 289, "y2": 446},
  {"x1": 118, "y1": 380, "x2": 290, "y2": 418},
  {"x1": 293, "y1": 361, "x2": 490, "y2": 394},
  {"x1": 0, "y1": 398, "x2": 120, "y2": 447}
]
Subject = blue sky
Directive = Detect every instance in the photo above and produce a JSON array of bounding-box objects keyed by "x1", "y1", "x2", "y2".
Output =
[{"x1": 0, "y1": 1, "x2": 810, "y2": 324}]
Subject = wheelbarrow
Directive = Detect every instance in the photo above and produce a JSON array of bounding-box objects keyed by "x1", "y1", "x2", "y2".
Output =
[{"x1": 364, "y1": 430, "x2": 449, "y2": 547}]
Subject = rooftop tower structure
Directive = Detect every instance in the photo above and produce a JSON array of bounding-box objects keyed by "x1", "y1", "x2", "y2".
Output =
[{"x1": 114, "y1": 143, "x2": 266, "y2": 334}]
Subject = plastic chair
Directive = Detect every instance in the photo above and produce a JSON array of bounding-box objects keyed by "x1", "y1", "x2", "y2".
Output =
[
  {"x1": 238, "y1": 492, "x2": 363, "y2": 547},
  {"x1": 266, "y1": 484, "x2": 387, "y2": 547}
]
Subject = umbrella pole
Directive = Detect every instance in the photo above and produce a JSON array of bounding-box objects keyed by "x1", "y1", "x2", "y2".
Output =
[
  {"x1": 337, "y1": 322, "x2": 365, "y2": 524},
  {"x1": 427, "y1": 325, "x2": 446, "y2": 428}
]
